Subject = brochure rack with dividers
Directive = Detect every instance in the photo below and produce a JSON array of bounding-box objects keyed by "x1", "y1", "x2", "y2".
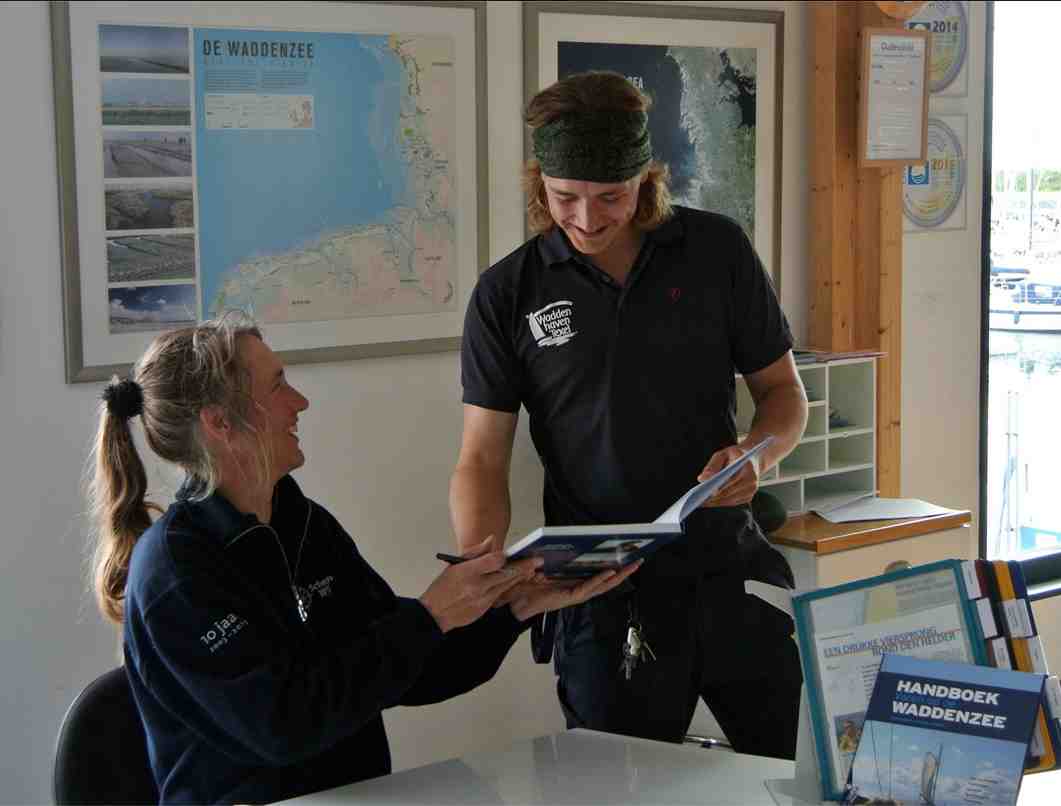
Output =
[{"x1": 736, "y1": 356, "x2": 876, "y2": 515}]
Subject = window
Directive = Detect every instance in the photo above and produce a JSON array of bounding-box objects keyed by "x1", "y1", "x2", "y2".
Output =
[{"x1": 982, "y1": 1, "x2": 1061, "y2": 598}]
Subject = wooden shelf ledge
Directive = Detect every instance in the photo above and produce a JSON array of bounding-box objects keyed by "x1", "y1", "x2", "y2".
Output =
[{"x1": 768, "y1": 510, "x2": 972, "y2": 555}]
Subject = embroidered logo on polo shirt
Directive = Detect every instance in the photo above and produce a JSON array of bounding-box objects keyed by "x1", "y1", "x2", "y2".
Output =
[
  {"x1": 527, "y1": 301, "x2": 576, "y2": 347},
  {"x1": 199, "y1": 612, "x2": 249, "y2": 654}
]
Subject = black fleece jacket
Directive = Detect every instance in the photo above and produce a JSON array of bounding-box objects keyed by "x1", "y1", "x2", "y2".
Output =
[{"x1": 122, "y1": 474, "x2": 529, "y2": 804}]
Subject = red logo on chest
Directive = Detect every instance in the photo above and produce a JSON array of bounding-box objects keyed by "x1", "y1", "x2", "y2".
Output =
[{"x1": 669, "y1": 287, "x2": 682, "y2": 303}]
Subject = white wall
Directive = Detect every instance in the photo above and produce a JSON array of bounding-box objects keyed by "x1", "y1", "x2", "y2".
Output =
[
  {"x1": 8, "y1": 1, "x2": 1043, "y2": 803},
  {"x1": 900, "y1": 3, "x2": 985, "y2": 544}
]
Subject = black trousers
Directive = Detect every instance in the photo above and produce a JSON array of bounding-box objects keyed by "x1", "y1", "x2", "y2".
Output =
[{"x1": 553, "y1": 573, "x2": 802, "y2": 760}]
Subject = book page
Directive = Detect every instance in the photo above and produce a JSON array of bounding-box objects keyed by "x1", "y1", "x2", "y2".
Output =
[{"x1": 653, "y1": 436, "x2": 774, "y2": 525}]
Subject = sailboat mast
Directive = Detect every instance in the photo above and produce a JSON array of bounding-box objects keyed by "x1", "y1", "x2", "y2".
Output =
[
  {"x1": 889, "y1": 724, "x2": 894, "y2": 802},
  {"x1": 933, "y1": 742, "x2": 944, "y2": 803}
]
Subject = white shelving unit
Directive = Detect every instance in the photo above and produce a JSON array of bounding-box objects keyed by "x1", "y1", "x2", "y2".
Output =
[{"x1": 737, "y1": 356, "x2": 877, "y2": 515}]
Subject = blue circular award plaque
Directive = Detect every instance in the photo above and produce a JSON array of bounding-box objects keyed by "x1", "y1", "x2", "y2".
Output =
[
  {"x1": 906, "y1": 0, "x2": 969, "y2": 93},
  {"x1": 903, "y1": 117, "x2": 965, "y2": 229}
]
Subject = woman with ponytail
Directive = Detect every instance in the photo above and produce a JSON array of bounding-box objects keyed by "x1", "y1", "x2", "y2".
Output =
[{"x1": 87, "y1": 315, "x2": 636, "y2": 805}]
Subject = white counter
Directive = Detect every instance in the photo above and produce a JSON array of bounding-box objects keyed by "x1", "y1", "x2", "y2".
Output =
[
  {"x1": 279, "y1": 727, "x2": 1061, "y2": 805},
  {"x1": 280, "y1": 728, "x2": 790, "y2": 805}
]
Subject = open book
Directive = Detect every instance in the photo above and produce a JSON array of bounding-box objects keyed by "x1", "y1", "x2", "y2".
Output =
[{"x1": 505, "y1": 437, "x2": 774, "y2": 578}]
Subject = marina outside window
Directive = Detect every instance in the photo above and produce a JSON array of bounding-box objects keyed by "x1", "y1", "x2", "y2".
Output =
[{"x1": 982, "y1": 1, "x2": 1061, "y2": 598}]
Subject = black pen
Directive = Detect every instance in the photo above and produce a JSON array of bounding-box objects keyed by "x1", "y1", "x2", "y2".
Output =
[{"x1": 435, "y1": 552, "x2": 469, "y2": 565}]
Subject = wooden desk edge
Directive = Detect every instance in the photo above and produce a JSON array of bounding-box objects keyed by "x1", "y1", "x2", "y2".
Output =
[{"x1": 768, "y1": 511, "x2": 972, "y2": 555}]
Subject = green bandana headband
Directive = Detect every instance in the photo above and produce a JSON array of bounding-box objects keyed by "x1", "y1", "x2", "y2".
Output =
[{"x1": 532, "y1": 110, "x2": 652, "y2": 182}]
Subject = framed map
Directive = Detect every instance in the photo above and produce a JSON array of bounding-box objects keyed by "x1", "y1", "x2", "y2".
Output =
[
  {"x1": 523, "y1": 1, "x2": 783, "y2": 291},
  {"x1": 51, "y1": 1, "x2": 487, "y2": 383}
]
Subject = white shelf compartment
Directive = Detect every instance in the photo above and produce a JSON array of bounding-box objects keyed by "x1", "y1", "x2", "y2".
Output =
[
  {"x1": 759, "y1": 478, "x2": 804, "y2": 514},
  {"x1": 827, "y1": 360, "x2": 876, "y2": 433},
  {"x1": 736, "y1": 356, "x2": 878, "y2": 516},
  {"x1": 803, "y1": 468, "x2": 877, "y2": 514},
  {"x1": 779, "y1": 441, "x2": 827, "y2": 478},
  {"x1": 828, "y1": 431, "x2": 874, "y2": 471},
  {"x1": 799, "y1": 364, "x2": 827, "y2": 403},
  {"x1": 804, "y1": 404, "x2": 829, "y2": 439}
]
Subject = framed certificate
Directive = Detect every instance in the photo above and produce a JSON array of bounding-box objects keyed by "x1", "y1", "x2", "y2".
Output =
[
  {"x1": 792, "y1": 559, "x2": 987, "y2": 800},
  {"x1": 858, "y1": 27, "x2": 931, "y2": 167}
]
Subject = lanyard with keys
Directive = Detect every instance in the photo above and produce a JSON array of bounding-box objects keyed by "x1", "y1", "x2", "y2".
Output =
[{"x1": 619, "y1": 600, "x2": 656, "y2": 680}]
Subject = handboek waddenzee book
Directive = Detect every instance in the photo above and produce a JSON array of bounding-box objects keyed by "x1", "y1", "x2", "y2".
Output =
[{"x1": 844, "y1": 654, "x2": 1044, "y2": 806}]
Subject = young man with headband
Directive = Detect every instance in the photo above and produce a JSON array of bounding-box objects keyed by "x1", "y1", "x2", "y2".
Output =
[{"x1": 450, "y1": 71, "x2": 809, "y2": 757}]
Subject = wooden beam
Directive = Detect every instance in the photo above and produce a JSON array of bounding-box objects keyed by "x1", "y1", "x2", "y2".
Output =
[
  {"x1": 834, "y1": 5, "x2": 859, "y2": 352},
  {"x1": 809, "y1": 1, "x2": 837, "y2": 350},
  {"x1": 877, "y1": 167, "x2": 904, "y2": 497},
  {"x1": 810, "y1": 2, "x2": 858, "y2": 351},
  {"x1": 858, "y1": 1, "x2": 905, "y2": 498},
  {"x1": 810, "y1": 1, "x2": 906, "y2": 497}
]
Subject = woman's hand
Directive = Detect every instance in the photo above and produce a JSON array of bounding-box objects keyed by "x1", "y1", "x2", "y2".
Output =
[
  {"x1": 506, "y1": 560, "x2": 643, "y2": 622},
  {"x1": 419, "y1": 538, "x2": 541, "y2": 633}
]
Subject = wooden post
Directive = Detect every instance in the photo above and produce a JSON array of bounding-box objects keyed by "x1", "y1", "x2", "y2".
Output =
[{"x1": 810, "y1": 1, "x2": 916, "y2": 497}]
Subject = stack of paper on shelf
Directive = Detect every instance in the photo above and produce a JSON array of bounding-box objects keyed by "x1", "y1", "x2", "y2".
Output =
[{"x1": 813, "y1": 496, "x2": 963, "y2": 523}]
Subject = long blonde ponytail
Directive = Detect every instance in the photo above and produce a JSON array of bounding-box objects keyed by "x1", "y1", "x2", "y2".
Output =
[
  {"x1": 87, "y1": 314, "x2": 262, "y2": 625},
  {"x1": 88, "y1": 400, "x2": 160, "y2": 624}
]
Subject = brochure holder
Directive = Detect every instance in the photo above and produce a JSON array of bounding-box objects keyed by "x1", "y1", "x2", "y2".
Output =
[
  {"x1": 751, "y1": 568, "x2": 980, "y2": 806},
  {"x1": 763, "y1": 683, "x2": 828, "y2": 805},
  {"x1": 752, "y1": 559, "x2": 1060, "y2": 804},
  {"x1": 748, "y1": 581, "x2": 826, "y2": 805}
]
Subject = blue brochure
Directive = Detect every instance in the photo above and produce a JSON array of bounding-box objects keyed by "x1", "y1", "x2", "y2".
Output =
[{"x1": 844, "y1": 654, "x2": 1044, "y2": 806}]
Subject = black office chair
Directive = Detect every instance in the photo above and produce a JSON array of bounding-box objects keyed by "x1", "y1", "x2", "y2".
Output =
[{"x1": 53, "y1": 666, "x2": 158, "y2": 805}]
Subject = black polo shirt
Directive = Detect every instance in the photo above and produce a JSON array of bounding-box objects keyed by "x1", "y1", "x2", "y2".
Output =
[{"x1": 461, "y1": 206, "x2": 794, "y2": 582}]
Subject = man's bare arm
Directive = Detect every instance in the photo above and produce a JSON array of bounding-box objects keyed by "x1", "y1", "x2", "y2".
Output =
[
  {"x1": 698, "y1": 351, "x2": 808, "y2": 507},
  {"x1": 449, "y1": 405, "x2": 519, "y2": 554},
  {"x1": 741, "y1": 350, "x2": 809, "y2": 471}
]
